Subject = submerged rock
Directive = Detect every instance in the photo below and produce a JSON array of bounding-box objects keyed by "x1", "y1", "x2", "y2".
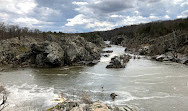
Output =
[
  {"x1": 102, "y1": 50, "x2": 113, "y2": 53},
  {"x1": 106, "y1": 44, "x2": 112, "y2": 48},
  {"x1": 110, "y1": 93, "x2": 118, "y2": 101},
  {"x1": 103, "y1": 54, "x2": 110, "y2": 57}
]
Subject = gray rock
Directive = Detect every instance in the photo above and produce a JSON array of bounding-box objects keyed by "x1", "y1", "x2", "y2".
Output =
[
  {"x1": 124, "y1": 47, "x2": 127, "y2": 52},
  {"x1": 31, "y1": 42, "x2": 64, "y2": 67},
  {"x1": 156, "y1": 55, "x2": 166, "y2": 62},
  {"x1": 163, "y1": 57, "x2": 169, "y2": 61},
  {"x1": 48, "y1": 100, "x2": 138, "y2": 111},
  {"x1": 179, "y1": 56, "x2": 188, "y2": 64},
  {"x1": 106, "y1": 55, "x2": 130, "y2": 68},
  {"x1": 0, "y1": 35, "x2": 102, "y2": 67},
  {"x1": 102, "y1": 50, "x2": 113, "y2": 53},
  {"x1": 103, "y1": 54, "x2": 110, "y2": 57}
]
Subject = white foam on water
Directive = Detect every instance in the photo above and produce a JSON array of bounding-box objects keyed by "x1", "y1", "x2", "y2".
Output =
[
  {"x1": 104, "y1": 91, "x2": 176, "y2": 106},
  {"x1": 134, "y1": 82, "x2": 156, "y2": 85},
  {"x1": 165, "y1": 75, "x2": 188, "y2": 78},
  {"x1": 84, "y1": 71, "x2": 160, "y2": 78},
  {"x1": 42, "y1": 74, "x2": 68, "y2": 76},
  {"x1": 4, "y1": 83, "x2": 57, "y2": 111}
]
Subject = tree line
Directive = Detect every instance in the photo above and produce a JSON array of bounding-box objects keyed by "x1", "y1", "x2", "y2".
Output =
[{"x1": 0, "y1": 22, "x2": 43, "y2": 40}]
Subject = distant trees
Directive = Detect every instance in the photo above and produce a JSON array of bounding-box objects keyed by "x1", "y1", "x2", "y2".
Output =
[
  {"x1": 0, "y1": 22, "x2": 43, "y2": 40},
  {"x1": 98, "y1": 18, "x2": 188, "y2": 40}
]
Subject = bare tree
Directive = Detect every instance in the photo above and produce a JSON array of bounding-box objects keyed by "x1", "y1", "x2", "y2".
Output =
[
  {"x1": 15, "y1": 25, "x2": 21, "y2": 40},
  {"x1": 171, "y1": 30, "x2": 178, "y2": 58},
  {"x1": 0, "y1": 23, "x2": 6, "y2": 38},
  {"x1": 0, "y1": 86, "x2": 8, "y2": 111},
  {"x1": 21, "y1": 27, "x2": 29, "y2": 37}
]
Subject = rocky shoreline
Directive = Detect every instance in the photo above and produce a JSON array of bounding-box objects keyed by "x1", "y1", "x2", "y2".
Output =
[
  {"x1": 0, "y1": 35, "x2": 103, "y2": 68},
  {"x1": 47, "y1": 100, "x2": 138, "y2": 111},
  {"x1": 123, "y1": 46, "x2": 188, "y2": 65},
  {"x1": 109, "y1": 32, "x2": 188, "y2": 65}
]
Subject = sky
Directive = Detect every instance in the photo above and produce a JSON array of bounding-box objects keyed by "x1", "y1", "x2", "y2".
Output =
[{"x1": 0, "y1": 0, "x2": 187, "y2": 33}]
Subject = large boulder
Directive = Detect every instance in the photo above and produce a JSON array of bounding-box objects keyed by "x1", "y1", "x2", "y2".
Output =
[
  {"x1": 0, "y1": 37, "x2": 37, "y2": 66},
  {"x1": 179, "y1": 56, "x2": 188, "y2": 65},
  {"x1": 89, "y1": 101, "x2": 111, "y2": 111},
  {"x1": 106, "y1": 55, "x2": 131, "y2": 68},
  {"x1": 111, "y1": 35, "x2": 127, "y2": 45},
  {"x1": 155, "y1": 54, "x2": 166, "y2": 62},
  {"x1": 60, "y1": 36, "x2": 101, "y2": 65},
  {"x1": 30, "y1": 42, "x2": 64, "y2": 67}
]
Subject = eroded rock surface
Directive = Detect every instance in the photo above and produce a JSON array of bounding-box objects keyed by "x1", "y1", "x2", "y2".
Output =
[
  {"x1": 106, "y1": 55, "x2": 131, "y2": 68},
  {"x1": 0, "y1": 36, "x2": 102, "y2": 67},
  {"x1": 47, "y1": 101, "x2": 137, "y2": 111}
]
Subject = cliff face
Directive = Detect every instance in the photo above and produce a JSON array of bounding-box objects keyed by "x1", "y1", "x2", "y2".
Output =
[{"x1": 0, "y1": 35, "x2": 102, "y2": 68}]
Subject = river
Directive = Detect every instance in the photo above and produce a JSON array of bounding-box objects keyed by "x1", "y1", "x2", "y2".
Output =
[{"x1": 0, "y1": 45, "x2": 188, "y2": 111}]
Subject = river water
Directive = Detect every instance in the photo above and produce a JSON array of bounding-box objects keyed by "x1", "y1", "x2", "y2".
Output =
[{"x1": 0, "y1": 45, "x2": 188, "y2": 111}]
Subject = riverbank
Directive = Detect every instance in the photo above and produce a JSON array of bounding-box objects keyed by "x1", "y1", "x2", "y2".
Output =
[{"x1": 85, "y1": 18, "x2": 188, "y2": 65}]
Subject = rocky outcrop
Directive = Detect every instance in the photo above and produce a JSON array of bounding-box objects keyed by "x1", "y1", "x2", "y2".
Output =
[
  {"x1": 151, "y1": 54, "x2": 188, "y2": 65},
  {"x1": 60, "y1": 36, "x2": 101, "y2": 65},
  {"x1": 111, "y1": 35, "x2": 127, "y2": 45},
  {"x1": 0, "y1": 36, "x2": 102, "y2": 67},
  {"x1": 47, "y1": 100, "x2": 137, "y2": 111},
  {"x1": 28, "y1": 42, "x2": 64, "y2": 67},
  {"x1": 106, "y1": 55, "x2": 131, "y2": 68},
  {"x1": 179, "y1": 57, "x2": 188, "y2": 64}
]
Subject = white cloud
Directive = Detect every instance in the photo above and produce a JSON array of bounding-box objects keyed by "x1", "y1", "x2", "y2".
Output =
[
  {"x1": 177, "y1": 10, "x2": 188, "y2": 18},
  {"x1": 72, "y1": 2, "x2": 88, "y2": 5},
  {"x1": 86, "y1": 21, "x2": 116, "y2": 31},
  {"x1": 65, "y1": 14, "x2": 91, "y2": 26},
  {"x1": 38, "y1": 7, "x2": 60, "y2": 16},
  {"x1": 164, "y1": 15, "x2": 170, "y2": 19},
  {"x1": 65, "y1": 14, "x2": 116, "y2": 31},
  {"x1": 0, "y1": 0, "x2": 187, "y2": 32},
  {"x1": 110, "y1": 15, "x2": 124, "y2": 18},
  {"x1": 121, "y1": 16, "x2": 149, "y2": 25},
  {"x1": 134, "y1": 11, "x2": 140, "y2": 15},
  {"x1": 14, "y1": 17, "x2": 53, "y2": 28},
  {"x1": 180, "y1": 1, "x2": 188, "y2": 7},
  {"x1": 172, "y1": 0, "x2": 184, "y2": 4},
  {"x1": 0, "y1": 0, "x2": 37, "y2": 14},
  {"x1": 0, "y1": 13, "x2": 9, "y2": 21},
  {"x1": 14, "y1": 17, "x2": 40, "y2": 24},
  {"x1": 149, "y1": 15, "x2": 159, "y2": 19}
]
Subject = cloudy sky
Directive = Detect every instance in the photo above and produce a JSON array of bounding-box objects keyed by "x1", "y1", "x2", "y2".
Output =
[{"x1": 0, "y1": 0, "x2": 187, "y2": 32}]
